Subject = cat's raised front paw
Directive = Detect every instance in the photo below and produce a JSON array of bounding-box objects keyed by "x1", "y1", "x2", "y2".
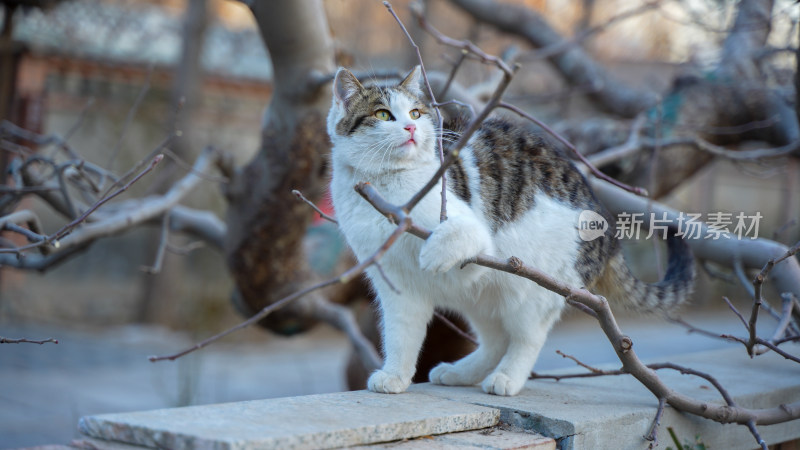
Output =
[
  {"x1": 419, "y1": 216, "x2": 490, "y2": 273},
  {"x1": 419, "y1": 242, "x2": 463, "y2": 273},
  {"x1": 482, "y1": 372, "x2": 524, "y2": 396},
  {"x1": 367, "y1": 370, "x2": 409, "y2": 394}
]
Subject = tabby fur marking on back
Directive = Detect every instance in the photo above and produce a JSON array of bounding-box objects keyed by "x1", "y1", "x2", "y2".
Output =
[{"x1": 327, "y1": 66, "x2": 694, "y2": 396}]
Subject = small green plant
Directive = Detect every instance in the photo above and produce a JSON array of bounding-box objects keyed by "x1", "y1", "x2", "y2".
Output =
[{"x1": 665, "y1": 427, "x2": 708, "y2": 450}]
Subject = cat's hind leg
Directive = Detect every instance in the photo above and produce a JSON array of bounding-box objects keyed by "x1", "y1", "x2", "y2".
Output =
[
  {"x1": 482, "y1": 300, "x2": 562, "y2": 396},
  {"x1": 429, "y1": 312, "x2": 508, "y2": 386}
]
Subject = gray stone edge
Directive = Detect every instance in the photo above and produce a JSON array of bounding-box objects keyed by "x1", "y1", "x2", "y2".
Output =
[
  {"x1": 78, "y1": 406, "x2": 501, "y2": 450},
  {"x1": 474, "y1": 403, "x2": 577, "y2": 448}
]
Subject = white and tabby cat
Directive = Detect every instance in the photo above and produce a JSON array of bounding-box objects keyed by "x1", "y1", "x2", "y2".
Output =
[{"x1": 327, "y1": 66, "x2": 694, "y2": 396}]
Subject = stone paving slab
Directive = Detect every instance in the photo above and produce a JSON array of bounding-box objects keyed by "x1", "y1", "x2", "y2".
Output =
[
  {"x1": 362, "y1": 426, "x2": 556, "y2": 449},
  {"x1": 78, "y1": 390, "x2": 500, "y2": 449},
  {"x1": 410, "y1": 347, "x2": 800, "y2": 449}
]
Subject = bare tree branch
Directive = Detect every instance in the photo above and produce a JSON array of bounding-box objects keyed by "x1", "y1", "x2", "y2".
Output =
[
  {"x1": 0, "y1": 147, "x2": 224, "y2": 270},
  {"x1": 446, "y1": 0, "x2": 658, "y2": 117},
  {"x1": 0, "y1": 337, "x2": 58, "y2": 344}
]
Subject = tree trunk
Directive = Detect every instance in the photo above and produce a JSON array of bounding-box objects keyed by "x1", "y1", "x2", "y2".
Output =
[{"x1": 224, "y1": 0, "x2": 335, "y2": 335}]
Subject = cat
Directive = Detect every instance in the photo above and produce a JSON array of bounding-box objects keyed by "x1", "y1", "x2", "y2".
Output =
[{"x1": 326, "y1": 66, "x2": 694, "y2": 396}]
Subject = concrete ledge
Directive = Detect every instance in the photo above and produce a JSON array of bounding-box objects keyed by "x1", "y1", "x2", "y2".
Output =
[
  {"x1": 78, "y1": 390, "x2": 499, "y2": 449},
  {"x1": 78, "y1": 348, "x2": 800, "y2": 449},
  {"x1": 412, "y1": 347, "x2": 800, "y2": 449}
]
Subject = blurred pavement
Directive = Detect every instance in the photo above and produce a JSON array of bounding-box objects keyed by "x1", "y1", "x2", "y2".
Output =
[{"x1": 0, "y1": 309, "x2": 764, "y2": 449}]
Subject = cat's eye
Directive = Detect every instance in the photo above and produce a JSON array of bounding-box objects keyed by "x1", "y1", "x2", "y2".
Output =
[
  {"x1": 409, "y1": 109, "x2": 421, "y2": 120},
  {"x1": 374, "y1": 110, "x2": 392, "y2": 121}
]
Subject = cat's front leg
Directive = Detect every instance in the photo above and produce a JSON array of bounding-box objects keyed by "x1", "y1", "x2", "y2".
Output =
[
  {"x1": 368, "y1": 291, "x2": 433, "y2": 394},
  {"x1": 419, "y1": 214, "x2": 493, "y2": 274}
]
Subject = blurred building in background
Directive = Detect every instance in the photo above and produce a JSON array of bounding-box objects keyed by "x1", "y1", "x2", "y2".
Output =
[{"x1": 0, "y1": 0, "x2": 797, "y2": 330}]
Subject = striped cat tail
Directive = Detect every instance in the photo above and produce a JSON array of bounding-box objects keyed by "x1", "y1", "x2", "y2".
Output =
[{"x1": 592, "y1": 232, "x2": 695, "y2": 313}]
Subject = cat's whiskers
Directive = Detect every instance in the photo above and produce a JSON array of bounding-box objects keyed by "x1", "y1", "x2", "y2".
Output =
[{"x1": 349, "y1": 135, "x2": 397, "y2": 184}]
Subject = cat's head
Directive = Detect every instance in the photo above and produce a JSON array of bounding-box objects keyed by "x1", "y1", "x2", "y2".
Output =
[{"x1": 327, "y1": 66, "x2": 436, "y2": 173}]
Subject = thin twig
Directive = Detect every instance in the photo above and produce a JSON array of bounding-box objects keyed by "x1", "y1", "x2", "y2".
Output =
[
  {"x1": 374, "y1": 260, "x2": 401, "y2": 294},
  {"x1": 723, "y1": 296, "x2": 750, "y2": 331},
  {"x1": 748, "y1": 241, "x2": 800, "y2": 356},
  {"x1": 411, "y1": 4, "x2": 513, "y2": 75},
  {"x1": 141, "y1": 211, "x2": 171, "y2": 274},
  {"x1": 672, "y1": 317, "x2": 800, "y2": 363},
  {"x1": 100, "y1": 134, "x2": 175, "y2": 198},
  {"x1": 700, "y1": 260, "x2": 736, "y2": 284},
  {"x1": 385, "y1": 1, "x2": 449, "y2": 222},
  {"x1": 3, "y1": 223, "x2": 46, "y2": 244},
  {"x1": 53, "y1": 155, "x2": 164, "y2": 242},
  {"x1": 586, "y1": 113, "x2": 648, "y2": 167},
  {"x1": 747, "y1": 419, "x2": 768, "y2": 450},
  {"x1": 566, "y1": 294, "x2": 598, "y2": 318},
  {"x1": 150, "y1": 217, "x2": 413, "y2": 362},
  {"x1": 161, "y1": 148, "x2": 229, "y2": 184},
  {"x1": 433, "y1": 99, "x2": 477, "y2": 117},
  {"x1": 166, "y1": 241, "x2": 205, "y2": 256},
  {"x1": 734, "y1": 257, "x2": 783, "y2": 322},
  {"x1": 439, "y1": 50, "x2": 468, "y2": 99},
  {"x1": 670, "y1": 316, "x2": 747, "y2": 344},
  {"x1": 106, "y1": 64, "x2": 153, "y2": 175},
  {"x1": 498, "y1": 102, "x2": 648, "y2": 196},
  {"x1": 754, "y1": 337, "x2": 800, "y2": 364},
  {"x1": 434, "y1": 311, "x2": 478, "y2": 346},
  {"x1": 1, "y1": 337, "x2": 58, "y2": 344},
  {"x1": 521, "y1": 0, "x2": 662, "y2": 62},
  {"x1": 773, "y1": 219, "x2": 797, "y2": 241},
  {"x1": 556, "y1": 349, "x2": 604, "y2": 373},
  {"x1": 772, "y1": 293, "x2": 797, "y2": 342},
  {"x1": 645, "y1": 397, "x2": 666, "y2": 447},
  {"x1": 62, "y1": 98, "x2": 95, "y2": 142},
  {"x1": 293, "y1": 189, "x2": 337, "y2": 224},
  {"x1": 651, "y1": 362, "x2": 736, "y2": 406},
  {"x1": 401, "y1": 67, "x2": 517, "y2": 214},
  {"x1": 0, "y1": 155, "x2": 164, "y2": 254}
]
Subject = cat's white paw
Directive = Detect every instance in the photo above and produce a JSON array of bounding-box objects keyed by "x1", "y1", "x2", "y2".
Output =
[
  {"x1": 419, "y1": 217, "x2": 489, "y2": 273},
  {"x1": 429, "y1": 362, "x2": 479, "y2": 386},
  {"x1": 367, "y1": 370, "x2": 409, "y2": 394},
  {"x1": 482, "y1": 372, "x2": 524, "y2": 396},
  {"x1": 429, "y1": 363, "x2": 457, "y2": 385},
  {"x1": 419, "y1": 241, "x2": 462, "y2": 273}
]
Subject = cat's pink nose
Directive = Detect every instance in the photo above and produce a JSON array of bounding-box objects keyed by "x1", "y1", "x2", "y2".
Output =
[{"x1": 404, "y1": 124, "x2": 416, "y2": 138}]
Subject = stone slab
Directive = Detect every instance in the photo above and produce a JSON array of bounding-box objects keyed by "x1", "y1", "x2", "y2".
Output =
[
  {"x1": 78, "y1": 390, "x2": 500, "y2": 450},
  {"x1": 410, "y1": 347, "x2": 800, "y2": 449},
  {"x1": 362, "y1": 426, "x2": 556, "y2": 449}
]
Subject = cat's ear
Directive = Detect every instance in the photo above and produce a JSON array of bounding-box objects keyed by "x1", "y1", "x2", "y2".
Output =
[
  {"x1": 399, "y1": 65, "x2": 423, "y2": 96},
  {"x1": 333, "y1": 68, "x2": 364, "y2": 106}
]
